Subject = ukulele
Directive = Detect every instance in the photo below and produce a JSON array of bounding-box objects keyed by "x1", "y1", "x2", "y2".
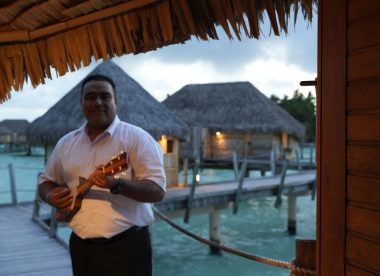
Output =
[{"x1": 55, "y1": 151, "x2": 127, "y2": 222}]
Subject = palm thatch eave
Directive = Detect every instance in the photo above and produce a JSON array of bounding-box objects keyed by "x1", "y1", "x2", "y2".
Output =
[{"x1": 0, "y1": 0, "x2": 316, "y2": 103}]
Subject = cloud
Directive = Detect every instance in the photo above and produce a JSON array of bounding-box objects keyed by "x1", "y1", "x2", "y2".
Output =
[
  {"x1": 116, "y1": 56, "x2": 224, "y2": 101},
  {"x1": 116, "y1": 40, "x2": 316, "y2": 102}
]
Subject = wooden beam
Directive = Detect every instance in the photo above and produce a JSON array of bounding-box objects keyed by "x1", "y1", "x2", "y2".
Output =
[{"x1": 318, "y1": 0, "x2": 347, "y2": 275}]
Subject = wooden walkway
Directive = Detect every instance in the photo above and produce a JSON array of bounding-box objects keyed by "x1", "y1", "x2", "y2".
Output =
[
  {"x1": 156, "y1": 170, "x2": 316, "y2": 213},
  {"x1": 0, "y1": 203, "x2": 72, "y2": 276},
  {"x1": 0, "y1": 170, "x2": 315, "y2": 275}
]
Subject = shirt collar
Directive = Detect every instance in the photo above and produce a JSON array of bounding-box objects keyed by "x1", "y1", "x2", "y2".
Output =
[
  {"x1": 73, "y1": 115, "x2": 120, "y2": 138},
  {"x1": 105, "y1": 115, "x2": 120, "y2": 137}
]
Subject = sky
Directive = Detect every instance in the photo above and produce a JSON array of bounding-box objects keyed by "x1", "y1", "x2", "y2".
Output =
[{"x1": 0, "y1": 13, "x2": 317, "y2": 122}]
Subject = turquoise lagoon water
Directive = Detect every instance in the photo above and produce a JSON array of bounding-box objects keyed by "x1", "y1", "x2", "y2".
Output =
[{"x1": 0, "y1": 150, "x2": 316, "y2": 276}]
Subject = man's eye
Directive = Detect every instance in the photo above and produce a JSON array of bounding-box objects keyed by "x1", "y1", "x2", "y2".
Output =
[
  {"x1": 101, "y1": 95, "x2": 112, "y2": 101},
  {"x1": 84, "y1": 95, "x2": 97, "y2": 101}
]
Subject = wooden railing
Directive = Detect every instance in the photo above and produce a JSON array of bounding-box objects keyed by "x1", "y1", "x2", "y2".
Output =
[{"x1": 0, "y1": 163, "x2": 40, "y2": 206}]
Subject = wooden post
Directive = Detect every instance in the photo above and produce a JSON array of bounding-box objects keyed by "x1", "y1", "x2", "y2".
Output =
[
  {"x1": 309, "y1": 144, "x2": 313, "y2": 169},
  {"x1": 288, "y1": 193, "x2": 297, "y2": 235},
  {"x1": 182, "y1": 158, "x2": 188, "y2": 187},
  {"x1": 232, "y1": 151, "x2": 239, "y2": 180},
  {"x1": 290, "y1": 239, "x2": 316, "y2": 275},
  {"x1": 270, "y1": 147, "x2": 276, "y2": 176},
  {"x1": 209, "y1": 209, "x2": 222, "y2": 255},
  {"x1": 233, "y1": 159, "x2": 247, "y2": 214},
  {"x1": 295, "y1": 149, "x2": 302, "y2": 171},
  {"x1": 184, "y1": 158, "x2": 200, "y2": 223},
  {"x1": 311, "y1": 179, "x2": 316, "y2": 201},
  {"x1": 8, "y1": 163, "x2": 17, "y2": 205},
  {"x1": 26, "y1": 144, "x2": 32, "y2": 156},
  {"x1": 274, "y1": 159, "x2": 289, "y2": 208},
  {"x1": 49, "y1": 208, "x2": 58, "y2": 238},
  {"x1": 32, "y1": 172, "x2": 43, "y2": 219},
  {"x1": 44, "y1": 141, "x2": 48, "y2": 165}
]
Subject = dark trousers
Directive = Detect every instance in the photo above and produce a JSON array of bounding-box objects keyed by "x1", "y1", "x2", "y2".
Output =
[{"x1": 69, "y1": 226, "x2": 152, "y2": 276}]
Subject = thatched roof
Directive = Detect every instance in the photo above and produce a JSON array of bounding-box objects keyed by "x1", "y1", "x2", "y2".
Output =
[
  {"x1": 0, "y1": 125, "x2": 12, "y2": 135},
  {"x1": 27, "y1": 61, "x2": 189, "y2": 145},
  {"x1": 0, "y1": 0, "x2": 315, "y2": 103},
  {"x1": 0, "y1": 119, "x2": 29, "y2": 133},
  {"x1": 162, "y1": 82, "x2": 305, "y2": 140}
]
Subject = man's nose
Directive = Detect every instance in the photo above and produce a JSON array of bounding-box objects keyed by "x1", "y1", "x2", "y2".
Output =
[{"x1": 94, "y1": 97, "x2": 103, "y2": 105}]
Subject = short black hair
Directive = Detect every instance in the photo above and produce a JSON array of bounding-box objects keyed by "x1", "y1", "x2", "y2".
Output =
[{"x1": 81, "y1": 74, "x2": 116, "y2": 97}]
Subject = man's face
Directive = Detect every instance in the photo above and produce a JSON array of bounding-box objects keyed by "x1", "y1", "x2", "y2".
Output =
[{"x1": 81, "y1": 80, "x2": 117, "y2": 130}]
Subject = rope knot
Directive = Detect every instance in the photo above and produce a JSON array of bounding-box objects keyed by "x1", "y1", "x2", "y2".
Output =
[{"x1": 289, "y1": 258, "x2": 316, "y2": 275}]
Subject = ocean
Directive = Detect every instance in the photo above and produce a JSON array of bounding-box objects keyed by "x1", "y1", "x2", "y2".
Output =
[{"x1": 0, "y1": 149, "x2": 316, "y2": 276}]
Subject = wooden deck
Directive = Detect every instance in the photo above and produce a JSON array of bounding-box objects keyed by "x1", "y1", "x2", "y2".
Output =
[
  {"x1": 0, "y1": 170, "x2": 315, "y2": 275},
  {"x1": 0, "y1": 203, "x2": 72, "y2": 276}
]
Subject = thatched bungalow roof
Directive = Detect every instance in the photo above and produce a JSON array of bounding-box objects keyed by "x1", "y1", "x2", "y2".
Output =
[
  {"x1": 0, "y1": 0, "x2": 315, "y2": 103},
  {"x1": 163, "y1": 82, "x2": 305, "y2": 140},
  {"x1": 0, "y1": 119, "x2": 29, "y2": 134},
  {"x1": 0, "y1": 125, "x2": 12, "y2": 135},
  {"x1": 27, "y1": 61, "x2": 189, "y2": 145}
]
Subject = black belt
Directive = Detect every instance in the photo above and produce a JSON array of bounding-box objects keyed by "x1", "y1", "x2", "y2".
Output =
[{"x1": 74, "y1": 226, "x2": 147, "y2": 244}]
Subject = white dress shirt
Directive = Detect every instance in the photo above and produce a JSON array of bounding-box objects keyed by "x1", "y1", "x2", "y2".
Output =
[{"x1": 39, "y1": 116, "x2": 166, "y2": 239}]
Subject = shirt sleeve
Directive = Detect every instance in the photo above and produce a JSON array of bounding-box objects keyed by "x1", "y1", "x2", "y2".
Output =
[
  {"x1": 38, "y1": 140, "x2": 65, "y2": 185},
  {"x1": 128, "y1": 130, "x2": 166, "y2": 191}
]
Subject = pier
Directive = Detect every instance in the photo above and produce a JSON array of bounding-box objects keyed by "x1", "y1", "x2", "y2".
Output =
[{"x1": 0, "y1": 169, "x2": 315, "y2": 275}]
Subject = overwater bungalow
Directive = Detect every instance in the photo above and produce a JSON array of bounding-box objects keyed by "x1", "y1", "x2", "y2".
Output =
[
  {"x1": 0, "y1": 124, "x2": 11, "y2": 144},
  {"x1": 163, "y1": 82, "x2": 305, "y2": 162},
  {"x1": 0, "y1": 119, "x2": 30, "y2": 151},
  {"x1": 27, "y1": 61, "x2": 189, "y2": 188},
  {"x1": 0, "y1": 0, "x2": 379, "y2": 275}
]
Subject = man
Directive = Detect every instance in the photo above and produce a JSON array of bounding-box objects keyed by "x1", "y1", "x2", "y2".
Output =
[{"x1": 39, "y1": 74, "x2": 166, "y2": 276}]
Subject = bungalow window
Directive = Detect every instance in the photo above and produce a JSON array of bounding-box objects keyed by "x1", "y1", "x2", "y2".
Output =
[{"x1": 167, "y1": 139, "x2": 174, "y2": 153}]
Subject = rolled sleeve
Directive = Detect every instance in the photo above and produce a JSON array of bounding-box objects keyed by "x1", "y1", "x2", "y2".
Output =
[{"x1": 129, "y1": 131, "x2": 166, "y2": 191}]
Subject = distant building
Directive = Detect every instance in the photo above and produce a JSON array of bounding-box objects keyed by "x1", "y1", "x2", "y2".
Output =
[
  {"x1": 0, "y1": 119, "x2": 30, "y2": 151},
  {"x1": 163, "y1": 82, "x2": 305, "y2": 161},
  {"x1": 27, "y1": 61, "x2": 188, "y2": 187}
]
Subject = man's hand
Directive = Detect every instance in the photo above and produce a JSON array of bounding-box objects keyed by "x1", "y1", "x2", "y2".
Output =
[
  {"x1": 88, "y1": 167, "x2": 115, "y2": 189},
  {"x1": 47, "y1": 186, "x2": 73, "y2": 212}
]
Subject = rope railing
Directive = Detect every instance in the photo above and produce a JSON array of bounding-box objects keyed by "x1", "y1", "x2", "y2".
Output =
[{"x1": 153, "y1": 206, "x2": 315, "y2": 275}]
